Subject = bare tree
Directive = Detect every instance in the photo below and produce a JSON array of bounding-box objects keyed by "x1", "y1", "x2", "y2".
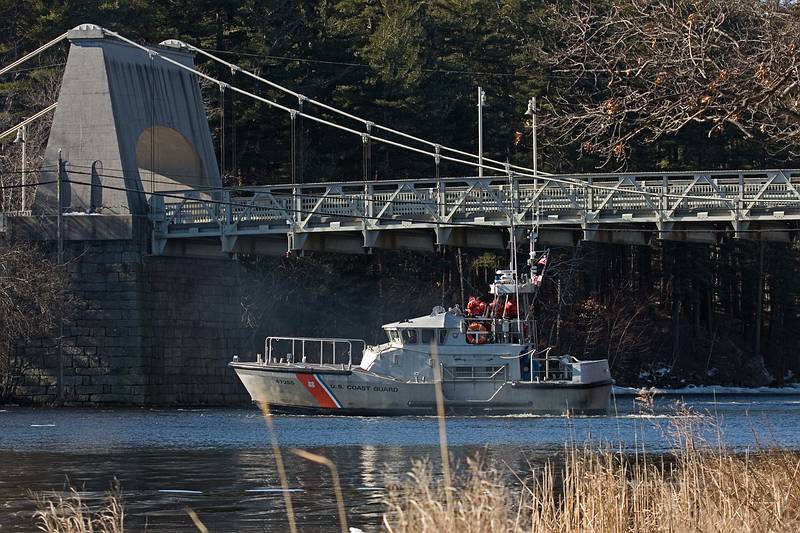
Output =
[
  {"x1": 0, "y1": 59, "x2": 63, "y2": 211},
  {"x1": 576, "y1": 287, "x2": 653, "y2": 370},
  {"x1": 540, "y1": 0, "x2": 800, "y2": 164},
  {"x1": 0, "y1": 240, "x2": 71, "y2": 400}
]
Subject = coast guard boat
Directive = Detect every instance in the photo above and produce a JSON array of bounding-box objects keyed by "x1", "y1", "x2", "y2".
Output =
[{"x1": 230, "y1": 233, "x2": 612, "y2": 416}]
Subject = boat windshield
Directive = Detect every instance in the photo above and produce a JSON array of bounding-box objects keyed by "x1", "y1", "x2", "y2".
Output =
[
  {"x1": 420, "y1": 329, "x2": 433, "y2": 344},
  {"x1": 396, "y1": 328, "x2": 449, "y2": 346},
  {"x1": 401, "y1": 329, "x2": 418, "y2": 344}
]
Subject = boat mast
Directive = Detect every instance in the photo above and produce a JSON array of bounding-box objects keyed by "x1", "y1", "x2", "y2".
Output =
[
  {"x1": 508, "y1": 164, "x2": 522, "y2": 342},
  {"x1": 528, "y1": 203, "x2": 541, "y2": 348}
]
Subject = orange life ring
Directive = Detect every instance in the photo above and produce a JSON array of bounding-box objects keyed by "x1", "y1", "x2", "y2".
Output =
[{"x1": 466, "y1": 322, "x2": 488, "y2": 344}]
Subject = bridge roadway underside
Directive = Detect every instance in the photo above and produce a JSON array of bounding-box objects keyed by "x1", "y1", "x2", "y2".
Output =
[{"x1": 157, "y1": 219, "x2": 798, "y2": 258}]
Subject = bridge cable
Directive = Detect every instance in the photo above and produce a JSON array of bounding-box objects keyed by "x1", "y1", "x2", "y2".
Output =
[
  {"x1": 0, "y1": 103, "x2": 58, "y2": 142},
  {"x1": 220, "y1": 83, "x2": 227, "y2": 181},
  {"x1": 4, "y1": 28, "x2": 782, "y2": 209},
  {"x1": 290, "y1": 110, "x2": 297, "y2": 185},
  {"x1": 62, "y1": 163, "x2": 800, "y2": 214},
  {"x1": 186, "y1": 43, "x2": 556, "y2": 179},
  {"x1": 297, "y1": 97, "x2": 304, "y2": 184},
  {"x1": 0, "y1": 32, "x2": 68, "y2": 78},
  {"x1": 99, "y1": 28, "x2": 749, "y2": 207}
]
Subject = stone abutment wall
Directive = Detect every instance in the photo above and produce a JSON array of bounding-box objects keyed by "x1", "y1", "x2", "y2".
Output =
[{"x1": 10, "y1": 239, "x2": 254, "y2": 405}]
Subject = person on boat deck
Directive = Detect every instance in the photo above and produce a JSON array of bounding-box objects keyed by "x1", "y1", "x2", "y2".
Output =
[
  {"x1": 466, "y1": 296, "x2": 485, "y2": 317},
  {"x1": 503, "y1": 298, "x2": 518, "y2": 319},
  {"x1": 487, "y1": 297, "x2": 501, "y2": 318}
]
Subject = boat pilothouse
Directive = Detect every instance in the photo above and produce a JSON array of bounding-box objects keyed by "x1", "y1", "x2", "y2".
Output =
[{"x1": 230, "y1": 232, "x2": 613, "y2": 416}]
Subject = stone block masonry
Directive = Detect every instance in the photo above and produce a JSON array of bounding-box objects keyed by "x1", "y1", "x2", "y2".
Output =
[{"x1": 10, "y1": 239, "x2": 253, "y2": 405}]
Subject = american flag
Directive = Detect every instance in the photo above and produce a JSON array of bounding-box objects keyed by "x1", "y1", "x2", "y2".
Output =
[
  {"x1": 532, "y1": 251, "x2": 549, "y2": 286},
  {"x1": 537, "y1": 252, "x2": 548, "y2": 266}
]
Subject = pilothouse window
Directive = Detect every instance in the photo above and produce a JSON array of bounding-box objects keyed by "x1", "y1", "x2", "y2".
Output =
[
  {"x1": 388, "y1": 330, "x2": 400, "y2": 344},
  {"x1": 402, "y1": 329, "x2": 418, "y2": 344},
  {"x1": 438, "y1": 329, "x2": 448, "y2": 345},
  {"x1": 420, "y1": 329, "x2": 434, "y2": 344}
]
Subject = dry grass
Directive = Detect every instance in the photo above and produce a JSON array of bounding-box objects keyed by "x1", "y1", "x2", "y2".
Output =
[
  {"x1": 384, "y1": 459, "x2": 522, "y2": 533},
  {"x1": 384, "y1": 414, "x2": 800, "y2": 533},
  {"x1": 33, "y1": 480, "x2": 124, "y2": 533}
]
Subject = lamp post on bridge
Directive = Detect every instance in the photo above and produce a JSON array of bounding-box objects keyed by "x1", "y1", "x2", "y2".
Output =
[
  {"x1": 13, "y1": 125, "x2": 27, "y2": 210},
  {"x1": 525, "y1": 96, "x2": 539, "y2": 212},
  {"x1": 477, "y1": 86, "x2": 486, "y2": 179},
  {"x1": 525, "y1": 96, "x2": 537, "y2": 177}
]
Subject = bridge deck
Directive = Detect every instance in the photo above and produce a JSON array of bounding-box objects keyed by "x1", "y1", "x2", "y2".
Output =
[{"x1": 149, "y1": 170, "x2": 800, "y2": 255}]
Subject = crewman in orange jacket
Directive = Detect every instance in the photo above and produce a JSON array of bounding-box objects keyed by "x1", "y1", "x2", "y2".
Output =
[
  {"x1": 503, "y1": 298, "x2": 518, "y2": 319},
  {"x1": 467, "y1": 296, "x2": 485, "y2": 316}
]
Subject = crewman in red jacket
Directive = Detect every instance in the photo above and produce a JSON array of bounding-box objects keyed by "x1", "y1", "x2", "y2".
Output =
[
  {"x1": 503, "y1": 298, "x2": 518, "y2": 319},
  {"x1": 467, "y1": 296, "x2": 485, "y2": 316}
]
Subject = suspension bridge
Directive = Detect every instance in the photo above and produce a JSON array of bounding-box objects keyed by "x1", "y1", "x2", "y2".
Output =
[
  {"x1": 1, "y1": 24, "x2": 799, "y2": 256},
  {"x1": 2, "y1": 23, "x2": 800, "y2": 408}
]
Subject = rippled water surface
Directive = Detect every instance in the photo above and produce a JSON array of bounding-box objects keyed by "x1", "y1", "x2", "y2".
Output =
[{"x1": 2, "y1": 393, "x2": 800, "y2": 531}]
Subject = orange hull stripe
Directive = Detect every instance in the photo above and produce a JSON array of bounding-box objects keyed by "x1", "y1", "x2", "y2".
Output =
[{"x1": 296, "y1": 374, "x2": 338, "y2": 409}]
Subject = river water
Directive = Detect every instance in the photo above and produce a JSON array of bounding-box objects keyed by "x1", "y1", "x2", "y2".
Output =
[{"x1": 2, "y1": 393, "x2": 800, "y2": 531}]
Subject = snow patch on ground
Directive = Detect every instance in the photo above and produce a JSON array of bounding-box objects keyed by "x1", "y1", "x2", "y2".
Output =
[{"x1": 614, "y1": 384, "x2": 800, "y2": 396}]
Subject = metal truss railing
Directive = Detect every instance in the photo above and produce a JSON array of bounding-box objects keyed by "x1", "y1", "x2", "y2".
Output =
[{"x1": 149, "y1": 170, "x2": 800, "y2": 252}]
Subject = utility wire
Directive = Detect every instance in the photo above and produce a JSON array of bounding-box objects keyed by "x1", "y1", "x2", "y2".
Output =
[
  {"x1": 200, "y1": 48, "x2": 532, "y2": 78},
  {"x1": 65, "y1": 162, "x2": 800, "y2": 209},
  {"x1": 62, "y1": 168, "x2": 800, "y2": 215},
  {"x1": 0, "y1": 179, "x2": 56, "y2": 191},
  {"x1": 0, "y1": 166, "x2": 58, "y2": 175}
]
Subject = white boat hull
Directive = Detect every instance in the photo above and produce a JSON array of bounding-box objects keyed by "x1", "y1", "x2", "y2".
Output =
[{"x1": 231, "y1": 362, "x2": 612, "y2": 416}]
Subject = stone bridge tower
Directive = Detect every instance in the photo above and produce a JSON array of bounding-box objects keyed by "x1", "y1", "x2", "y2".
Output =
[
  {"x1": 9, "y1": 25, "x2": 249, "y2": 406},
  {"x1": 34, "y1": 23, "x2": 220, "y2": 221}
]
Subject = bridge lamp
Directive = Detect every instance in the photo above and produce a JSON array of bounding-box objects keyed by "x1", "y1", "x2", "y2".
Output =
[
  {"x1": 525, "y1": 97, "x2": 537, "y2": 177},
  {"x1": 13, "y1": 126, "x2": 27, "y2": 209}
]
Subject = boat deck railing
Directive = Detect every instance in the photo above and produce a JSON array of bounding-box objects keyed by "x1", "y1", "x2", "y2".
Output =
[
  {"x1": 441, "y1": 364, "x2": 508, "y2": 382},
  {"x1": 263, "y1": 336, "x2": 366, "y2": 367},
  {"x1": 529, "y1": 356, "x2": 572, "y2": 381},
  {"x1": 462, "y1": 316, "x2": 528, "y2": 344},
  {"x1": 439, "y1": 354, "x2": 575, "y2": 383}
]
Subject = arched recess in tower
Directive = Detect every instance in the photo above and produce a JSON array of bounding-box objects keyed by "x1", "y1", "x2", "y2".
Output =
[{"x1": 135, "y1": 125, "x2": 205, "y2": 193}]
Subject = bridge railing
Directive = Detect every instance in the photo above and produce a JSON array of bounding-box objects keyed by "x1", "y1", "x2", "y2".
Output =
[{"x1": 152, "y1": 170, "x2": 800, "y2": 236}]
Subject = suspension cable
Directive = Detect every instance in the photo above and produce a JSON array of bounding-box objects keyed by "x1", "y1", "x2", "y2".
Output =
[
  {"x1": 0, "y1": 103, "x2": 58, "y2": 141},
  {"x1": 99, "y1": 28, "x2": 748, "y2": 206},
  {"x1": 0, "y1": 32, "x2": 68, "y2": 78},
  {"x1": 184, "y1": 43, "x2": 554, "y2": 178}
]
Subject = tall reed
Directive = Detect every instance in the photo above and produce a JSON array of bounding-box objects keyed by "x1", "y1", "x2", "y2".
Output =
[
  {"x1": 33, "y1": 480, "x2": 124, "y2": 533},
  {"x1": 384, "y1": 412, "x2": 800, "y2": 533}
]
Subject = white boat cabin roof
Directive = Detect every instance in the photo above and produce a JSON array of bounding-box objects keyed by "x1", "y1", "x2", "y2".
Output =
[{"x1": 382, "y1": 307, "x2": 463, "y2": 330}]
